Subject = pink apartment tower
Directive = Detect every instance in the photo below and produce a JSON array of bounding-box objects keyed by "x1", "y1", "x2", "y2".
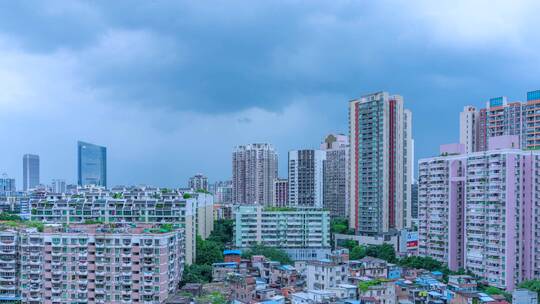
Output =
[{"x1": 418, "y1": 135, "x2": 537, "y2": 291}]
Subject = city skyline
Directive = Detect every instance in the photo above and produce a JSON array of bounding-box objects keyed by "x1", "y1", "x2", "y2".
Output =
[
  {"x1": 3, "y1": 1, "x2": 540, "y2": 302},
  {"x1": 1, "y1": 2, "x2": 540, "y2": 186}
]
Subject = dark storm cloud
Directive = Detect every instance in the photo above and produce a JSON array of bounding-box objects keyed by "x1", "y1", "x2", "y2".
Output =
[
  {"x1": 0, "y1": 1, "x2": 453, "y2": 113},
  {"x1": 1, "y1": 0, "x2": 540, "y2": 185}
]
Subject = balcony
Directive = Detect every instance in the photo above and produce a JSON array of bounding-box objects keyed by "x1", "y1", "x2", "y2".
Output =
[
  {"x1": 0, "y1": 276, "x2": 15, "y2": 283},
  {"x1": 142, "y1": 288, "x2": 154, "y2": 295},
  {"x1": 28, "y1": 268, "x2": 41, "y2": 275},
  {"x1": 0, "y1": 284, "x2": 17, "y2": 290}
]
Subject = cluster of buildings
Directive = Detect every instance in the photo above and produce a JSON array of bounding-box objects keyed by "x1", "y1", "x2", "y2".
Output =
[
  {"x1": 1, "y1": 141, "x2": 105, "y2": 196},
  {"x1": 3, "y1": 89, "x2": 540, "y2": 302},
  {"x1": 0, "y1": 222, "x2": 184, "y2": 303},
  {"x1": 419, "y1": 89, "x2": 540, "y2": 291},
  {"x1": 229, "y1": 91, "x2": 415, "y2": 237},
  {"x1": 223, "y1": 89, "x2": 540, "y2": 294},
  {"x1": 219, "y1": 91, "x2": 416, "y2": 267},
  {"x1": 230, "y1": 137, "x2": 351, "y2": 219},
  {"x1": 0, "y1": 185, "x2": 216, "y2": 303},
  {"x1": 28, "y1": 186, "x2": 214, "y2": 265},
  {"x1": 188, "y1": 249, "x2": 535, "y2": 304}
]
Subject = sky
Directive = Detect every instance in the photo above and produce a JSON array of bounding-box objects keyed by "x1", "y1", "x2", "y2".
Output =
[{"x1": 1, "y1": 0, "x2": 540, "y2": 188}]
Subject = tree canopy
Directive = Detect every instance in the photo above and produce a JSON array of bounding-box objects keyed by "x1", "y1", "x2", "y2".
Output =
[
  {"x1": 183, "y1": 220, "x2": 234, "y2": 285},
  {"x1": 242, "y1": 244, "x2": 293, "y2": 265},
  {"x1": 341, "y1": 242, "x2": 397, "y2": 263},
  {"x1": 196, "y1": 236, "x2": 224, "y2": 266},
  {"x1": 207, "y1": 219, "x2": 234, "y2": 245},
  {"x1": 331, "y1": 218, "x2": 354, "y2": 235},
  {"x1": 0, "y1": 213, "x2": 22, "y2": 221},
  {"x1": 398, "y1": 256, "x2": 443, "y2": 271},
  {"x1": 182, "y1": 264, "x2": 213, "y2": 285}
]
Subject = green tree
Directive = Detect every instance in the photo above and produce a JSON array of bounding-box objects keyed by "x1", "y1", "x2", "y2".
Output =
[
  {"x1": 182, "y1": 264, "x2": 213, "y2": 285},
  {"x1": 196, "y1": 236, "x2": 224, "y2": 265},
  {"x1": 0, "y1": 213, "x2": 22, "y2": 221},
  {"x1": 242, "y1": 244, "x2": 293, "y2": 265},
  {"x1": 340, "y1": 240, "x2": 358, "y2": 251},
  {"x1": 399, "y1": 256, "x2": 443, "y2": 271},
  {"x1": 331, "y1": 218, "x2": 349, "y2": 234},
  {"x1": 207, "y1": 220, "x2": 234, "y2": 244},
  {"x1": 358, "y1": 278, "x2": 389, "y2": 293},
  {"x1": 366, "y1": 244, "x2": 397, "y2": 263},
  {"x1": 26, "y1": 221, "x2": 44, "y2": 232},
  {"x1": 476, "y1": 283, "x2": 511, "y2": 302},
  {"x1": 350, "y1": 245, "x2": 367, "y2": 260}
]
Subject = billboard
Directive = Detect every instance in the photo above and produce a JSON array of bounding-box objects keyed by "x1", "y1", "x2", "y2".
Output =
[{"x1": 406, "y1": 231, "x2": 418, "y2": 248}]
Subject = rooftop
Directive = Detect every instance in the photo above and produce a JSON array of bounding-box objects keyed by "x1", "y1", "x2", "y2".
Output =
[{"x1": 224, "y1": 249, "x2": 242, "y2": 255}]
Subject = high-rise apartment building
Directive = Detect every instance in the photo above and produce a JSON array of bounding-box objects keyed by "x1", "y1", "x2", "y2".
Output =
[
  {"x1": 0, "y1": 223, "x2": 184, "y2": 303},
  {"x1": 459, "y1": 90, "x2": 540, "y2": 152},
  {"x1": 51, "y1": 179, "x2": 66, "y2": 193},
  {"x1": 232, "y1": 143, "x2": 278, "y2": 205},
  {"x1": 272, "y1": 178, "x2": 288, "y2": 207},
  {"x1": 321, "y1": 134, "x2": 349, "y2": 218},
  {"x1": 288, "y1": 149, "x2": 326, "y2": 208},
  {"x1": 349, "y1": 92, "x2": 413, "y2": 235},
  {"x1": 0, "y1": 173, "x2": 15, "y2": 194},
  {"x1": 459, "y1": 106, "x2": 479, "y2": 154},
  {"x1": 78, "y1": 141, "x2": 107, "y2": 188},
  {"x1": 188, "y1": 173, "x2": 208, "y2": 191},
  {"x1": 418, "y1": 136, "x2": 540, "y2": 290},
  {"x1": 411, "y1": 182, "x2": 418, "y2": 220},
  {"x1": 233, "y1": 205, "x2": 331, "y2": 260},
  {"x1": 184, "y1": 192, "x2": 214, "y2": 264},
  {"x1": 213, "y1": 180, "x2": 233, "y2": 204},
  {"x1": 29, "y1": 187, "x2": 214, "y2": 265},
  {"x1": 23, "y1": 154, "x2": 40, "y2": 191}
]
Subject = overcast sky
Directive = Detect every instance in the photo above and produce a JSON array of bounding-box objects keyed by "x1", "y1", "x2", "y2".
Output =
[{"x1": 1, "y1": 1, "x2": 540, "y2": 188}]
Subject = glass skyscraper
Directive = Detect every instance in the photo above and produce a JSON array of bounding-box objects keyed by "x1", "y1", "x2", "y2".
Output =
[
  {"x1": 77, "y1": 141, "x2": 107, "y2": 187},
  {"x1": 23, "y1": 154, "x2": 40, "y2": 191}
]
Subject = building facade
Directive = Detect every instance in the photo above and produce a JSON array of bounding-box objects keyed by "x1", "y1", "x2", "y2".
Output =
[
  {"x1": 0, "y1": 223, "x2": 184, "y2": 304},
  {"x1": 272, "y1": 178, "x2": 288, "y2": 207},
  {"x1": 188, "y1": 174, "x2": 208, "y2": 192},
  {"x1": 23, "y1": 154, "x2": 40, "y2": 191},
  {"x1": 288, "y1": 150, "x2": 325, "y2": 208},
  {"x1": 459, "y1": 89, "x2": 540, "y2": 152},
  {"x1": 51, "y1": 179, "x2": 66, "y2": 193},
  {"x1": 29, "y1": 187, "x2": 213, "y2": 265},
  {"x1": 0, "y1": 174, "x2": 15, "y2": 194},
  {"x1": 233, "y1": 205, "x2": 330, "y2": 260},
  {"x1": 78, "y1": 141, "x2": 107, "y2": 188},
  {"x1": 213, "y1": 180, "x2": 232, "y2": 204},
  {"x1": 321, "y1": 134, "x2": 349, "y2": 218},
  {"x1": 411, "y1": 182, "x2": 418, "y2": 220},
  {"x1": 512, "y1": 289, "x2": 538, "y2": 304},
  {"x1": 349, "y1": 92, "x2": 413, "y2": 235},
  {"x1": 184, "y1": 192, "x2": 214, "y2": 264},
  {"x1": 232, "y1": 143, "x2": 278, "y2": 205},
  {"x1": 459, "y1": 106, "x2": 479, "y2": 154},
  {"x1": 418, "y1": 136, "x2": 540, "y2": 290},
  {"x1": 306, "y1": 259, "x2": 348, "y2": 290}
]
